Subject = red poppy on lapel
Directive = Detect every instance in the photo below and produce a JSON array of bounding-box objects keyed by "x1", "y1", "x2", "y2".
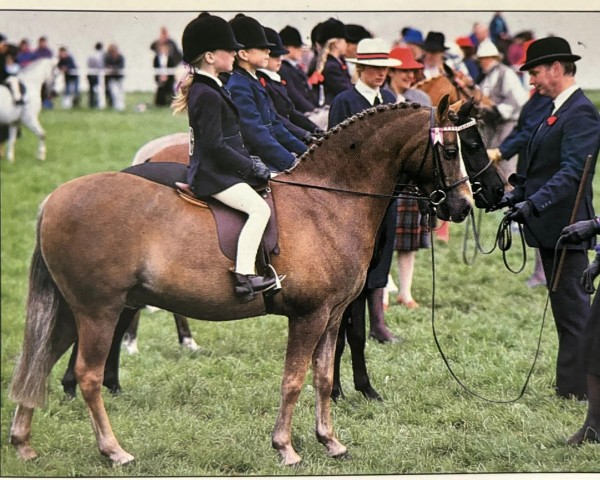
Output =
[
  {"x1": 341, "y1": 64, "x2": 347, "y2": 70},
  {"x1": 547, "y1": 115, "x2": 558, "y2": 126},
  {"x1": 281, "y1": 79, "x2": 287, "y2": 85},
  {"x1": 259, "y1": 77, "x2": 267, "y2": 88}
]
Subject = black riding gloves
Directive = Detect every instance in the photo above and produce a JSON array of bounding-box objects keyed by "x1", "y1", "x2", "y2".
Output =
[
  {"x1": 250, "y1": 157, "x2": 271, "y2": 182},
  {"x1": 581, "y1": 253, "x2": 600, "y2": 294},
  {"x1": 560, "y1": 218, "x2": 600, "y2": 244},
  {"x1": 507, "y1": 200, "x2": 536, "y2": 223}
]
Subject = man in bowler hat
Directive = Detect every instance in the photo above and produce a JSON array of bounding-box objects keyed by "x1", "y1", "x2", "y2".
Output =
[{"x1": 500, "y1": 36, "x2": 600, "y2": 400}]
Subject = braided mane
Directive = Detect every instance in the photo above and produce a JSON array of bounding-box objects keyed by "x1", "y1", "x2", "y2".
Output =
[{"x1": 290, "y1": 101, "x2": 424, "y2": 172}]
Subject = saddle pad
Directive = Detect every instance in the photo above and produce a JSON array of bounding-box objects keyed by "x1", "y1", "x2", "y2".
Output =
[{"x1": 122, "y1": 162, "x2": 279, "y2": 261}]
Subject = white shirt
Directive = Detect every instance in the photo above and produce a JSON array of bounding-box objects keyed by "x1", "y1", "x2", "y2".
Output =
[
  {"x1": 552, "y1": 84, "x2": 579, "y2": 114},
  {"x1": 194, "y1": 69, "x2": 223, "y2": 87},
  {"x1": 257, "y1": 68, "x2": 281, "y2": 82},
  {"x1": 354, "y1": 79, "x2": 382, "y2": 106}
]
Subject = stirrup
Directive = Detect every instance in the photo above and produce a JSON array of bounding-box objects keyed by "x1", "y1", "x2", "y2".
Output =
[{"x1": 263, "y1": 264, "x2": 285, "y2": 297}]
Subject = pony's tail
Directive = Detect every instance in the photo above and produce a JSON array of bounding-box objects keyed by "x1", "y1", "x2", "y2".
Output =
[{"x1": 9, "y1": 204, "x2": 66, "y2": 408}]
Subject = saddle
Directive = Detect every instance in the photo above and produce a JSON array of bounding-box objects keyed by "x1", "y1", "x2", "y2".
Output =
[{"x1": 121, "y1": 162, "x2": 280, "y2": 264}]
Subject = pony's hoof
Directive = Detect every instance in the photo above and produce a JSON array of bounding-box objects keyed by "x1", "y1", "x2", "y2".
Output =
[
  {"x1": 277, "y1": 446, "x2": 302, "y2": 466},
  {"x1": 109, "y1": 450, "x2": 135, "y2": 466},
  {"x1": 181, "y1": 337, "x2": 200, "y2": 351},
  {"x1": 360, "y1": 386, "x2": 383, "y2": 402},
  {"x1": 333, "y1": 450, "x2": 352, "y2": 461},
  {"x1": 16, "y1": 444, "x2": 38, "y2": 461}
]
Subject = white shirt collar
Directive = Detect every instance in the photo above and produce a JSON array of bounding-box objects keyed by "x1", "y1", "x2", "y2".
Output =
[
  {"x1": 194, "y1": 68, "x2": 223, "y2": 87},
  {"x1": 552, "y1": 84, "x2": 579, "y2": 114},
  {"x1": 355, "y1": 79, "x2": 382, "y2": 106},
  {"x1": 258, "y1": 68, "x2": 281, "y2": 82}
]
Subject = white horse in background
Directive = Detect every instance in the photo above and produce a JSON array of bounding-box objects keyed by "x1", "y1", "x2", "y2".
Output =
[{"x1": 0, "y1": 58, "x2": 57, "y2": 162}]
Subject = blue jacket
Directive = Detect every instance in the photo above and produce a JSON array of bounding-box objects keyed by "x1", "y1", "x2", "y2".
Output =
[
  {"x1": 499, "y1": 91, "x2": 553, "y2": 175},
  {"x1": 513, "y1": 88, "x2": 600, "y2": 249},
  {"x1": 186, "y1": 74, "x2": 263, "y2": 197},
  {"x1": 279, "y1": 60, "x2": 316, "y2": 113},
  {"x1": 328, "y1": 86, "x2": 396, "y2": 128},
  {"x1": 227, "y1": 67, "x2": 307, "y2": 172},
  {"x1": 323, "y1": 55, "x2": 353, "y2": 105}
]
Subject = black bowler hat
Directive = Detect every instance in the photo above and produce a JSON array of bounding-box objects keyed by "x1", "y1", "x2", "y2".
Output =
[
  {"x1": 317, "y1": 18, "x2": 347, "y2": 45},
  {"x1": 182, "y1": 13, "x2": 243, "y2": 64},
  {"x1": 263, "y1": 27, "x2": 289, "y2": 57},
  {"x1": 229, "y1": 14, "x2": 276, "y2": 50},
  {"x1": 311, "y1": 22, "x2": 323, "y2": 46},
  {"x1": 279, "y1": 25, "x2": 304, "y2": 47},
  {"x1": 519, "y1": 36, "x2": 581, "y2": 71},
  {"x1": 345, "y1": 24, "x2": 372, "y2": 44},
  {"x1": 421, "y1": 31, "x2": 448, "y2": 53}
]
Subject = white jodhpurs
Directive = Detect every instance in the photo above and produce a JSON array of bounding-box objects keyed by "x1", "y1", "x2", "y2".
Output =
[{"x1": 211, "y1": 182, "x2": 271, "y2": 275}]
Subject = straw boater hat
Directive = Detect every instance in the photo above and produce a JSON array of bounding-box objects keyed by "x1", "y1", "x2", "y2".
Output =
[
  {"x1": 519, "y1": 36, "x2": 581, "y2": 71},
  {"x1": 389, "y1": 47, "x2": 423, "y2": 70},
  {"x1": 346, "y1": 38, "x2": 402, "y2": 67}
]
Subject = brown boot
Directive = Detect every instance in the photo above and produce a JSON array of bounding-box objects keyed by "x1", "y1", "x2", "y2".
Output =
[{"x1": 567, "y1": 374, "x2": 600, "y2": 445}]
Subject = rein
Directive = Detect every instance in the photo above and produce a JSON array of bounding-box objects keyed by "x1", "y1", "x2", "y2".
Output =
[{"x1": 430, "y1": 220, "x2": 559, "y2": 404}]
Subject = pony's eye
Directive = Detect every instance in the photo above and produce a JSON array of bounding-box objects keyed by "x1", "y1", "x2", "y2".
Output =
[{"x1": 444, "y1": 145, "x2": 458, "y2": 158}]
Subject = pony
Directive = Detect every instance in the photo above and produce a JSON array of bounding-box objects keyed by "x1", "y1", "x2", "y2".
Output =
[
  {"x1": 9, "y1": 96, "x2": 473, "y2": 466},
  {"x1": 0, "y1": 58, "x2": 57, "y2": 162}
]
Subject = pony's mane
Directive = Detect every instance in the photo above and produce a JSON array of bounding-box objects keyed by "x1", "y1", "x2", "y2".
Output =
[{"x1": 290, "y1": 102, "x2": 424, "y2": 171}]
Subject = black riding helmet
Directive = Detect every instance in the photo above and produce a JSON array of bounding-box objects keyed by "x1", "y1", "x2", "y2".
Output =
[{"x1": 182, "y1": 12, "x2": 243, "y2": 64}]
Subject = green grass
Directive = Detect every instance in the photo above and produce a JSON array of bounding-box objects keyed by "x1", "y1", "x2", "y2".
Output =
[{"x1": 1, "y1": 93, "x2": 599, "y2": 476}]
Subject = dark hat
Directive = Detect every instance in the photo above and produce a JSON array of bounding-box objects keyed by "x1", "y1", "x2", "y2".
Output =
[
  {"x1": 0, "y1": 33, "x2": 6, "y2": 42},
  {"x1": 421, "y1": 31, "x2": 448, "y2": 52},
  {"x1": 402, "y1": 27, "x2": 423, "y2": 45},
  {"x1": 279, "y1": 25, "x2": 304, "y2": 47},
  {"x1": 229, "y1": 15, "x2": 276, "y2": 50},
  {"x1": 311, "y1": 22, "x2": 323, "y2": 46},
  {"x1": 519, "y1": 36, "x2": 581, "y2": 71},
  {"x1": 263, "y1": 27, "x2": 289, "y2": 57},
  {"x1": 317, "y1": 18, "x2": 347, "y2": 45},
  {"x1": 345, "y1": 24, "x2": 372, "y2": 44},
  {"x1": 182, "y1": 13, "x2": 242, "y2": 64}
]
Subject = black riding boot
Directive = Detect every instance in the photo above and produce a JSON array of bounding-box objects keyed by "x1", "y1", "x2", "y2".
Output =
[{"x1": 232, "y1": 272, "x2": 281, "y2": 303}]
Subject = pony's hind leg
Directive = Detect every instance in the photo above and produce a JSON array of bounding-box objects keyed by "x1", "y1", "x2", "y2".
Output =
[
  {"x1": 6, "y1": 125, "x2": 17, "y2": 162},
  {"x1": 174, "y1": 313, "x2": 199, "y2": 351},
  {"x1": 75, "y1": 310, "x2": 133, "y2": 465}
]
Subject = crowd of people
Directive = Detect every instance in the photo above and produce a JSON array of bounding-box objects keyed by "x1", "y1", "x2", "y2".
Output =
[{"x1": 2, "y1": 12, "x2": 599, "y2": 443}]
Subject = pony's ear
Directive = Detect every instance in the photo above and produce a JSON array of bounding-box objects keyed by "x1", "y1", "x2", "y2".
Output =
[
  {"x1": 442, "y1": 63, "x2": 455, "y2": 78},
  {"x1": 436, "y1": 93, "x2": 450, "y2": 121}
]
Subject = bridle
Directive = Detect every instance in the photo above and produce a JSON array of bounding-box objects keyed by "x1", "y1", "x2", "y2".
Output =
[{"x1": 270, "y1": 106, "x2": 471, "y2": 210}]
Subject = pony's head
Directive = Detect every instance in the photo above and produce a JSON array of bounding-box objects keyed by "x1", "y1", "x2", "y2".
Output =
[{"x1": 449, "y1": 97, "x2": 505, "y2": 209}]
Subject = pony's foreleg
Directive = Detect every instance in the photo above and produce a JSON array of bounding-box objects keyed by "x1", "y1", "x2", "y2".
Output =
[
  {"x1": 174, "y1": 313, "x2": 199, "y2": 351},
  {"x1": 312, "y1": 306, "x2": 348, "y2": 459},
  {"x1": 331, "y1": 310, "x2": 349, "y2": 401},
  {"x1": 75, "y1": 309, "x2": 133, "y2": 465},
  {"x1": 272, "y1": 312, "x2": 329, "y2": 466},
  {"x1": 6, "y1": 125, "x2": 17, "y2": 162}
]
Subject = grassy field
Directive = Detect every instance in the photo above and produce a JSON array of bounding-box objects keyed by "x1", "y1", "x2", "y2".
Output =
[{"x1": 1, "y1": 92, "x2": 599, "y2": 476}]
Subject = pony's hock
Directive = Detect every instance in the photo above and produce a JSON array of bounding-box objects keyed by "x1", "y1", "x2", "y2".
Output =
[{"x1": 9, "y1": 95, "x2": 473, "y2": 465}]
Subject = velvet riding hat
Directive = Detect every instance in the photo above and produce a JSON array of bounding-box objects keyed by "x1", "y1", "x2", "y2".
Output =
[
  {"x1": 182, "y1": 13, "x2": 243, "y2": 64},
  {"x1": 317, "y1": 18, "x2": 348, "y2": 45},
  {"x1": 263, "y1": 27, "x2": 289, "y2": 57},
  {"x1": 229, "y1": 14, "x2": 276, "y2": 50},
  {"x1": 279, "y1": 25, "x2": 304, "y2": 47},
  {"x1": 519, "y1": 36, "x2": 580, "y2": 71}
]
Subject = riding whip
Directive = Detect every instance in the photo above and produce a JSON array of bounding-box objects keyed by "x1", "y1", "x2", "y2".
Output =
[{"x1": 551, "y1": 154, "x2": 593, "y2": 292}]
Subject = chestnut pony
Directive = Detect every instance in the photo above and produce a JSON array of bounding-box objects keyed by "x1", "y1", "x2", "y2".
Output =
[{"x1": 9, "y1": 95, "x2": 472, "y2": 466}]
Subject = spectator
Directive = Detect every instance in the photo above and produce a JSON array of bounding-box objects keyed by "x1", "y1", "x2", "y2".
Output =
[
  {"x1": 328, "y1": 37, "x2": 401, "y2": 343},
  {"x1": 153, "y1": 42, "x2": 177, "y2": 107},
  {"x1": 468, "y1": 22, "x2": 489, "y2": 49},
  {"x1": 57, "y1": 46, "x2": 80, "y2": 108},
  {"x1": 150, "y1": 26, "x2": 182, "y2": 66},
  {"x1": 33, "y1": 36, "x2": 52, "y2": 59},
  {"x1": 420, "y1": 31, "x2": 448, "y2": 79},
  {"x1": 104, "y1": 43, "x2": 125, "y2": 111},
  {"x1": 476, "y1": 40, "x2": 528, "y2": 182},
  {"x1": 87, "y1": 42, "x2": 105, "y2": 109},
  {"x1": 0, "y1": 33, "x2": 23, "y2": 105},
  {"x1": 489, "y1": 12, "x2": 510, "y2": 54},
  {"x1": 15, "y1": 38, "x2": 35, "y2": 67},
  {"x1": 385, "y1": 47, "x2": 432, "y2": 310},
  {"x1": 456, "y1": 36, "x2": 481, "y2": 81}
]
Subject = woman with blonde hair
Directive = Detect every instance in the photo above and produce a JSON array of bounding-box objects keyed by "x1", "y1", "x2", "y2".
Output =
[{"x1": 173, "y1": 13, "x2": 283, "y2": 302}]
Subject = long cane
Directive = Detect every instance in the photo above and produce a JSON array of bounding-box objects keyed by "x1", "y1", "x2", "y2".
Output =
[{"x1": 551, "y1": 154, "x2": 593, "y2": 292}]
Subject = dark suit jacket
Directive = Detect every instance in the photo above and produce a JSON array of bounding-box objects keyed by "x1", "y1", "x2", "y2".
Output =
[
  {"x1": 186, "y1": 74, "x2": 261, "y2": 197},
  {"x1": 279, "y1": 60, "x2": 316, "y2": 113},
  {"x1": 323, "y1": 55, "x2": 353, "y2": 105},
  {"x1": 328, "y1": 87, "x2": 396, "y2": 128},
  {"x1": 227, "y1": 67, "x2": 307, "y2": 172},
  {"x1": 499, "y1": 91, "x2": 553, "y2": 175},
  {"x1": 514, "y1": 88, "x2": 600, "y2": 249},
  {"x1": 257, "y1": 70, "x2": 320, "y2": 134}
]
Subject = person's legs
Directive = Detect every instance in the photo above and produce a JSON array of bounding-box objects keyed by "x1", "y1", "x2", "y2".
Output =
[
  {"x1": 367, "y1": 287, "x2": 398, "y2": 343},
  {"x1": 396, "y1": 250, "x2": 419, "y2": 308}
]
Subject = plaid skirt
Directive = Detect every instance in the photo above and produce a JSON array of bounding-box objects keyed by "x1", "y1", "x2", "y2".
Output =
[{"x1": 395, "y1": 197, "x2": 431, "y2": 252}]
